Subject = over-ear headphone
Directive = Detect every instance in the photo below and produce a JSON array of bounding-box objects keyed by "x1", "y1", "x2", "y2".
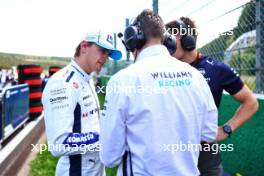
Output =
[
  {"x1": 124, "y1": 18, "x2": 177, "y2": 55},
  {"x1": 175, "y1": 19, "x2": 196, "y2": 51},
  {"x1": 124, "y1": 20, "x2": 145, "y2": 51},
  {"x1": 163, "y1": 32, "x2": 177, "y2": 55}
]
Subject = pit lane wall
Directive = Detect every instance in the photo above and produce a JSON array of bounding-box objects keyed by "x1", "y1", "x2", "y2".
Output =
[
  {"x1": 0, "y1": 84, "x2": 29, "y2": 143},
  {"x1": 100, "y1": 75, "x2": 264, "y2": 176}
]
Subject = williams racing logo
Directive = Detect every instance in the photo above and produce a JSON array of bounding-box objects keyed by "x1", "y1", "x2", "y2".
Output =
[{"x1": 151, "y1": 71, "x2": 192, "y2": 87}]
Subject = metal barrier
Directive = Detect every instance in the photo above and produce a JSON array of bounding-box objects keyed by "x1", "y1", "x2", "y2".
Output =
[
  {"x1": 0, "y1": 84, "x2": 29, "y2": 142},
  {"x1": 198, "y1": 0, "x2": 264, "y2": 93}
]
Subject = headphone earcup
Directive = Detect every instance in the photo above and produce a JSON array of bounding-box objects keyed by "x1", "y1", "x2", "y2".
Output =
[
  {"x1": 181, "y1": 35, "x2": 196, "y2": 51},
  {"x1": 124, "y1": 26, "x2": 138, "y2": 51},
  {"x1": 124, "y1": 25, "x2": 145, "y2": 51},
  {"x1": 164, "y1": 33, "x2": 177, "y2": 55}
]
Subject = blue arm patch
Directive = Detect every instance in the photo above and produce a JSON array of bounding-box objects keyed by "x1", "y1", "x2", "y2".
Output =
[{"x1": 63, "y1": 132, "x2": 99, "y2": 146}]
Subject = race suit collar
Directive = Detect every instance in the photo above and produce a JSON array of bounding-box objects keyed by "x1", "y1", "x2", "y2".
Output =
[
  {"x1": 136, "y1": 44, "x2": 170, "y2": 62},
  {"x1": 70, "y1": 59, "x2": 91, "y2": 82}
]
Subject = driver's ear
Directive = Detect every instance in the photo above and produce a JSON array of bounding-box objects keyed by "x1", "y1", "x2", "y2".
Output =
[{"x1": 80, "y1": 41, "x2": 89, "y2": 55}]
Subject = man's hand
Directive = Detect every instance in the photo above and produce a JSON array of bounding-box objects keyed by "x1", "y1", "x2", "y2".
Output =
[{"x1": 216, "y1": 126, "x2": 229, "y2": 142}]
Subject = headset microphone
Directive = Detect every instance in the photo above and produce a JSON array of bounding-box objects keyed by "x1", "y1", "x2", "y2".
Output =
[
  {"x1": 117, "y1": 32, "x2": 123, "y2": 38},
  {"x1": 118, "y1": 32, "x2": 130, "y2": 51}
]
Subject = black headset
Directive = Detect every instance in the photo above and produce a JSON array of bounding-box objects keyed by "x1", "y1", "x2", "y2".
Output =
[
  {"x1": 175, "y1": 19, "x2": 196, "y2": 51},
  {"x1": 123, "y1": 18, "x2": 177, "y2": 55}
]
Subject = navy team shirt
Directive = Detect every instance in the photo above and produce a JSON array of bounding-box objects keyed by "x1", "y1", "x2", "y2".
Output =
[{"x1": 191, "y1": 53, "x2": 244, "y2": 108}]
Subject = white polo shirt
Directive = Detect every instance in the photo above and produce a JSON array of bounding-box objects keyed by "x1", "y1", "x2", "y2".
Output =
[{"x1": 100, "y1": 45, "x2": 218, "y2": 176}]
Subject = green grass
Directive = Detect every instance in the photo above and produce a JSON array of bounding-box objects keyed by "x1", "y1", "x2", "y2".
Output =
[
  {"x1": 219, "y1": 95, "x2": 264, "y2": 175},
  {"x1": 98, "y1": 93, "x2": 105, "y2": 108},
  {"x1": 30, "y1": 145, "x2": 59, "y2": 176},
  {"x1": 29, "y1": 147, "x2": 117, "y2": 176},
  {"x1": 30, "y1": 148, "x2": 117, "y2": 176}
]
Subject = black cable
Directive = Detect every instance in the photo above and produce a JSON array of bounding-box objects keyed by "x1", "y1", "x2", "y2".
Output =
[
  {"x1": 187, "y1": 0, "x2": 217, "y2": 16},
  {"x1": 206, "y1": 1, "x2": 252, "y2": 23},
  {"x1": 160, "y1": 0, "x2": 172, "y2": 9},
  {"x1": 163, "y1": 0, "x2": 192, "y2": 17}
]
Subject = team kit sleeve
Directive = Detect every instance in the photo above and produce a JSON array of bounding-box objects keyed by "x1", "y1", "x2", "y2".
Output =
[
  {"x1": 42, "y1": 79, "x2": 99, "y2": 157},
  {"x1": 220, "y1": 63, "x2": 244, "y2": 95},
  {"x1": 99, "y1": 77, "x2": 127, "y2": 167}
]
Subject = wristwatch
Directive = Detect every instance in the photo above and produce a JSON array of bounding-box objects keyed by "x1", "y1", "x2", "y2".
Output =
[{"x1": 223, "y1": 124, "x2": 233, "y2": 137}]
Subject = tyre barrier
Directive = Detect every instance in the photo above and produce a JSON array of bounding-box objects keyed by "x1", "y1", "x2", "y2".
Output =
[
  {"x1": 49, "y1": 66, "x2": 62, "y2": 77},
  {"x1": 29, "y1": 85, "x2": 42, "y2": 94},
  {"x1": 17, "y1": 65, "x2": 43, "y2": 119},
  {"x1": 29, "y1": 106, "x2": 43, "y2": 118},
  {"x1": 17, "y1": 65, "x2": 43, "y2": 78},
  {"x1": 29, "y1": 92, "x2": 42, "y2": 99}
]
